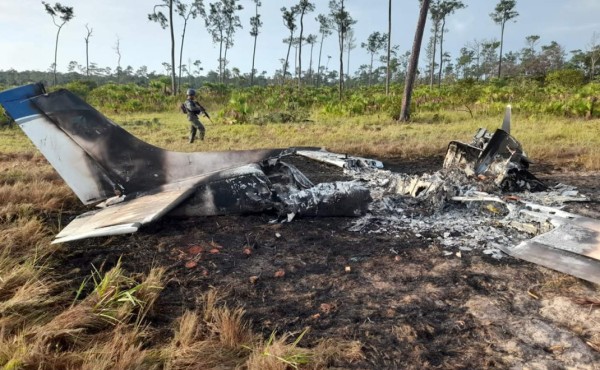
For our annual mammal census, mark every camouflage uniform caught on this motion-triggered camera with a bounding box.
[184,98,206,143]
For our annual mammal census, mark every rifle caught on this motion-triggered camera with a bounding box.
[196,102,213,124]
[202,110,214,124]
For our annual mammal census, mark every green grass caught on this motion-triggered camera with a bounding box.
[2,110,600,170]
[0,128,36,154]
[109,110,600,170]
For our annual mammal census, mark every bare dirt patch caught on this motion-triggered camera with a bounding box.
[53,157,600,369]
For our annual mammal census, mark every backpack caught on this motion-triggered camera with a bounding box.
[180,103,188,114]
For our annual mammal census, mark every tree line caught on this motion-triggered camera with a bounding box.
[31,1,598,86]
[1,0,598,121]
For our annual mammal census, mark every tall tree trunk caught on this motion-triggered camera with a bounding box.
[309,42,314,84]
[317,33,325,87]
[429,24,438,89]
[294,44,298,80]
[85,38,89,78]
[218,30,224,83]
[338,0,345,101]
[250,2,259,86]
[338,34,344,99]
[437,18,445,87]
[346,42,350,87]
[178,18,189,93]
[399,0,430,122]
[283,33,293,84]
[251,40,258,86]
[298,12,305,89]
[498,21,505,78]
[386,0,392,95]
[115,38,121,83]
[53,26,62,85]
[224,39,229,83]
[169,0,176,95]
[251,33,258,85]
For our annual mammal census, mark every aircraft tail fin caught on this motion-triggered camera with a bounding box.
[0,84,289,205]
[0,84,118,204]
[502,105,511,134]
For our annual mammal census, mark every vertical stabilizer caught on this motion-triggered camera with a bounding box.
[502,105,511,134]
[0,84,118,204]
[0,84,289,205]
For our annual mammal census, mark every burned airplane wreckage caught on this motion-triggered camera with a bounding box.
[1,84,599,285]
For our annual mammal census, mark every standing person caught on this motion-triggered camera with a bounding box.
[183,88,209,143]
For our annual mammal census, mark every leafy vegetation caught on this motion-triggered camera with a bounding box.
[11,76,588,122]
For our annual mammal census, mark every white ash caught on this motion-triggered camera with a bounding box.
[345,166,586,260]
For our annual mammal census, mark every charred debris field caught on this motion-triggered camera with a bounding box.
[51,154,600,369]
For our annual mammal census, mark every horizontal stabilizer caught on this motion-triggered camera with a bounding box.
[53,179,201,244]
[502,105,511,134]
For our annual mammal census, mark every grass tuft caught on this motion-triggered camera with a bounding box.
[246,330,313,370]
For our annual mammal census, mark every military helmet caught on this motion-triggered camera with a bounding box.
[186,88,196,96]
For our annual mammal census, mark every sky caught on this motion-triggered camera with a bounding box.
[0,0,599,77]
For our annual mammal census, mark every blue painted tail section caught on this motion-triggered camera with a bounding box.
[0,83,46,121]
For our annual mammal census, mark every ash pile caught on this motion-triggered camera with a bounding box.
[295,110,599,284]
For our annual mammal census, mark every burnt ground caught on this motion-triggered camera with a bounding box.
[54,157,600,369]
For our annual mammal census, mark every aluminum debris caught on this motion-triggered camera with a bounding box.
[336,118,600,284]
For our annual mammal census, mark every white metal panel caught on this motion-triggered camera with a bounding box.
[297,149,384,169]
[17,114,110,204]
[52,223,140,244]
[52,179,199,243]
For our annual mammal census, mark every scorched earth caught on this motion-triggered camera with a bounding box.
[55,155,600,369]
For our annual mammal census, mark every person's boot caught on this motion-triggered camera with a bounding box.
[189,134,195,143]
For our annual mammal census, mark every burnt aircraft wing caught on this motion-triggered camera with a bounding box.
[0,84,292,242]
[53,178,202,244]
[498,202,600,284]
[453,196,600,285]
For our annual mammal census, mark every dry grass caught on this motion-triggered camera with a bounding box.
[246,333,364,370]
[0,329,30,369]
[165,290,364,370]
[103,111,600,170]
[536,275,588,296]
[3,110,597,368]
[573,297,600,308]
[245,331,314,370]
[166,291,280,369]
[77,325,160,370]
[3,110,600,169]
[0,181,77,215]
[0,218,50,257]
[166,308,250,369]
[0,273,64,333]
[0,264,166,369]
